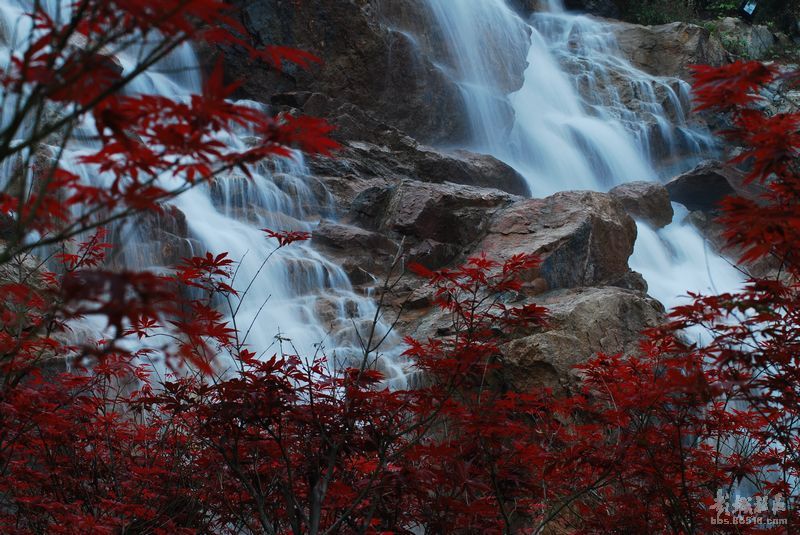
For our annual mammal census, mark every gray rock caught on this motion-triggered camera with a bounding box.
[665,160,767,212]
[219,0,468,144]
[313,221,397,253]
[715,17,776,59]
[380,180,514,245]
[610,181,674,228]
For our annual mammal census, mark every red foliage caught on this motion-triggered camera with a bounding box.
[2,1,800,531]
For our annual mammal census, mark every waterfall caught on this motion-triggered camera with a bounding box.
[0,0,746,383]
[0,0,407,386]
[416,0,743,310]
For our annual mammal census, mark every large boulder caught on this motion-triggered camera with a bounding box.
[613,21,728,79]
[476,191,639,290]
[312,221,400,284]
[351,180,514,246]
[310,140,531,198]
[501,287,664,390]
[609,181,673,228]
[313,220,397,253]
[714,17,776,59]
[665,160,768,212]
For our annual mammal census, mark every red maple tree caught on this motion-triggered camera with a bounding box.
[1,0,799,532]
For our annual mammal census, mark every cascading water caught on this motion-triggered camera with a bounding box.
[415,0,744,311]
[0,0,406,386]
[0,0,744,382]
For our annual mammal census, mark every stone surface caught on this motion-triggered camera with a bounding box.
[476,191,638,289]
[310,139,530,198]
[614,21,727,79]
[313,221,397,253]
[373,180,514,246]
[312,221,400,284]
[665,160,768,212]
[715,17,776,59]
[221,0,469,145]
[609,181,674,228]
[500,286,664,390]
[114,206,197,268]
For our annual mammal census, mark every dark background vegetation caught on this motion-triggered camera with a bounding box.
[614,0,800,30]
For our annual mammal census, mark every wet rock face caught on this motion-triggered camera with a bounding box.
[223,0,467,145]
[224,0,469,145]
[113,206,197,269]
[310,138,531,198]
[351,180,515,246]
[225,0,533,146]
[613,21,727,79]
[610,181,673,228]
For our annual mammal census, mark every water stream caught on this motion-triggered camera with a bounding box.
[0,0,406,386]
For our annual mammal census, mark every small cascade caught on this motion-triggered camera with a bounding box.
[413,0,743,309]
[0,0,407,387]
[421,0,531,152]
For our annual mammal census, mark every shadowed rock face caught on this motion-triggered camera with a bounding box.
[223,0,466,145]
[665,160,770,213]
[221,0,533,146]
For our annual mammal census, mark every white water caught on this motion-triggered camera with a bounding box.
[0,0,406,386]
[0,0,746,384]
[417,0,743,309]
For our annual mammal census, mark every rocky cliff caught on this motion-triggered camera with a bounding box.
[207,0,786,389]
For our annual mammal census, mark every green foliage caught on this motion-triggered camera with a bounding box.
[721,34,751,58]
[707,1,738,16]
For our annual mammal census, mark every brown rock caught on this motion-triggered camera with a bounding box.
[381,180,514,245]
[614,21,727,80]
[407,239,461,270]
[313,221,397,253]
[226,0,472,144]
[311,221,400,285]
[310,137,530,198]
[609,180,674,228]
[477,191,638,289]
[501,287,664,390]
